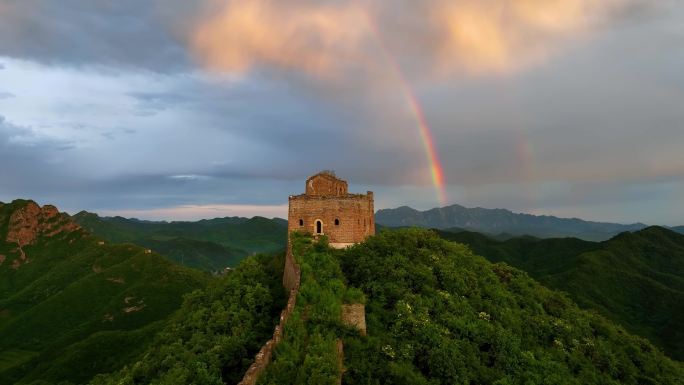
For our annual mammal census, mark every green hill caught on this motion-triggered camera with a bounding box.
[437,227,684,361]
[259,229,683,384]
[0,200,209,384]
[72,211,288,271]
[91,252,287,385]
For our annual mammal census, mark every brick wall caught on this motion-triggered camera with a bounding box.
[288,193,374,244]
[305,172,348,196]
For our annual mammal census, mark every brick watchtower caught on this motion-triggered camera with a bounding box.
[288,171,375,248]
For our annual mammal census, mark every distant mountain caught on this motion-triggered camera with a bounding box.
[438,226,684,361]
[0,200,208,384]
[376,204,647,241]
[72,211,288,271]
[672,226,684,235]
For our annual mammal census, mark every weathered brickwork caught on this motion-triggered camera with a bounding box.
[289,171,374,247]
[341,303,367,336]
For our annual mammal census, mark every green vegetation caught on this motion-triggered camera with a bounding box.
[0,200,209,384]
[92,252,286,385]
[73,212,287,271]
[438,227,684,361]
[259,233,363,385]
[337,229,683,384]
[5,197,684,384]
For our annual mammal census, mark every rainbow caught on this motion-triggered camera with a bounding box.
[363,13,448,205]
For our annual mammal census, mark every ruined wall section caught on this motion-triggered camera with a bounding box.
[341,304,367,336]
[305,173,348,196]
[282,243,300,292]
[238,239,301,385]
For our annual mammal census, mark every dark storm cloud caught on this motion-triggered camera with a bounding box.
[0,116,76,194]
[0,0,205,71]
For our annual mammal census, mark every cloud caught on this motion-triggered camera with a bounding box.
[190,0,631,78]
[0,115,75,150]
[192,0,368,76]
[127,91,191,116]
[0,91,14,99]
[0,0,198,71]
[0,0,652,78]
[0,115,79,196]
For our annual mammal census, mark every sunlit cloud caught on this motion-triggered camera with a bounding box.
[191,0,627,77]
[433,0,622,74]
[192,0,368,75]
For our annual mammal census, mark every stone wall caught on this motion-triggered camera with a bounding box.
[238,240,301,385]
[341,303,367,336]
[282,242,300,292]
[288,194,374,245]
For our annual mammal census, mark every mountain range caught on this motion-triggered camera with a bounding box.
[437,226,684,361]
[72,211,288,272]
[376,204,653,241]
[3,198,684,384]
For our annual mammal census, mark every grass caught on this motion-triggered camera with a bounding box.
[0,350,38,372]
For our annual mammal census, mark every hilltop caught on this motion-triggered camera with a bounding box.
[0,200,209,384]
[438,226,684,361]
[72,211,288,272]
[258,229,683,384]
[376,204,647,241]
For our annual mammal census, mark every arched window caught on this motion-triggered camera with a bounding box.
[299,219,304,226]
[335,218,340,226]
[316,220,323,234]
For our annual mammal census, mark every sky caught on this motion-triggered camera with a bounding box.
[0,0,683,225]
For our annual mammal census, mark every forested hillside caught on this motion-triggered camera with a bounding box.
[91,252,286,385]
[438,227,684,361]
[0,200,209,384]
[338,229,683,384]
[258,229,684,384]
[73,211,287,271]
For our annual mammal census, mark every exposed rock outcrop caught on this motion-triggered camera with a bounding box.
[1,201,81,269]
[6,201,80,247]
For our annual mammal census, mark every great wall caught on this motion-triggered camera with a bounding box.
[237,238,301,385]
[238,171,372,385]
